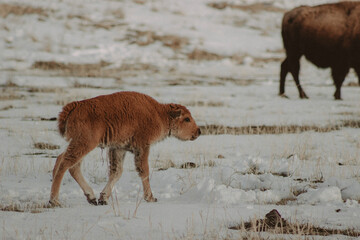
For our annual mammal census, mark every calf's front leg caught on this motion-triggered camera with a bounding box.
[134,146,157,202]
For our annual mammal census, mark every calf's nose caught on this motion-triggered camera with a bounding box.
[197,128,201,136]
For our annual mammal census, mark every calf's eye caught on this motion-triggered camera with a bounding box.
[184,117,190,122]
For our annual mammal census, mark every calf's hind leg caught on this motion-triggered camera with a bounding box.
[98,147,126,205]
[49,140,97,206]
[69,162,97,205]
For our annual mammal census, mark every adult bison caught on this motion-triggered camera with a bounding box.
[279,1,360,100]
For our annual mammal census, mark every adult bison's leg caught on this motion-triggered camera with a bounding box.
[98,147,126,205]
[134,146,157,202]
[69,162,97,205]
[332,66,349,100]
[289,57,308,99]
[279,58,289,97]
[49,139,97,207]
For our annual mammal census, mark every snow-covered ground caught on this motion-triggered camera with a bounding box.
[0,0,359,239]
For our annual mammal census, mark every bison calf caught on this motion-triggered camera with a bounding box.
[280,1,360,100]
[49,91,201,206]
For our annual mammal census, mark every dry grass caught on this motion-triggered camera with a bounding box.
[0,105,13,111]
[33,142,60,150]
[208,2,285,13]
[0,3,48,18]
[31,60,158,79]
[200,121,360,135]
[347,82,359,87]
[127,30,189,50]
[0,202,50,214]
[188,49,224,61]
[32,60,112,77]
[230,209,360,237]
[184,100,225,107]
[28,87,64,93]
[0,89,24,101]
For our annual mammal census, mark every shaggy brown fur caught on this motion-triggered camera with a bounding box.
[279,1,360,100]
[50,91,201,206]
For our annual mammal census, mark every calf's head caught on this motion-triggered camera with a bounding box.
[169,104,201,141]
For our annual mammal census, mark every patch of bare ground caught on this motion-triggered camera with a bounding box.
[32,60,111,77]
[230,209,360,237]
[0,105,13,111]
[0,89,25,101]
[67,9,125,30]
[188,51,281,65]
[0,3,48,18]
[0,203,51,213]
[217,76,255,86]
[28,87,65,93]
[31,60,158,79]
[200,121,360,135]
[208,2,285,13]
[188,48,224,61]
[347,82,359,87]
[126,30,189,50]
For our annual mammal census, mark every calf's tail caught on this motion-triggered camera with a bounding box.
[58,101,79,138]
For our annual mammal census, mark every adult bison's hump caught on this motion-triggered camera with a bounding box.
[282,2,360,68]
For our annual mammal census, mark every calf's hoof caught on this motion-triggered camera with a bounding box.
[48,199,62,208]
[98,199,108,205]
[87,198,98,205]
[85,194,98,205]
[144,196,157,202]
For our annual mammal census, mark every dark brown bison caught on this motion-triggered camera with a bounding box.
[279,1,360,100]
[49,91,201,206]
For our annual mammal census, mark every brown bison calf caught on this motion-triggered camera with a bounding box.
[280,1,360,100]
[49,91,201,206]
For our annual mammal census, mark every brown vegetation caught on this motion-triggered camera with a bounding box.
[208,2,284,13]
[31,60,158,79]
[34,142,60,150]
[200,120,360,135]
[0,3,48,18]
[230,209,360,237]
[127,30,189,50]
[188,49,224,61]
[32,60,111,77]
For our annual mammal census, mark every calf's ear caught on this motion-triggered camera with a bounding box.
[169,104,182,119]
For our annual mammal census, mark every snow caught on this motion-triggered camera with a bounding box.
[1,0,360,239]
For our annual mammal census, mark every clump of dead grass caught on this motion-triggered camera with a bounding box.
[184,100,225,107]
[28,87,64,93]
[188,48,225,61]
[0,202,51,214]
[208,2,285,13]
[0,3,48,18]
[127,30,189,50]
[32,60,111,77]
[31,60,158,79]
[34,142,60,150]
[0,89,24,101]
[230,209,360,237]
[199,122,360,135]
